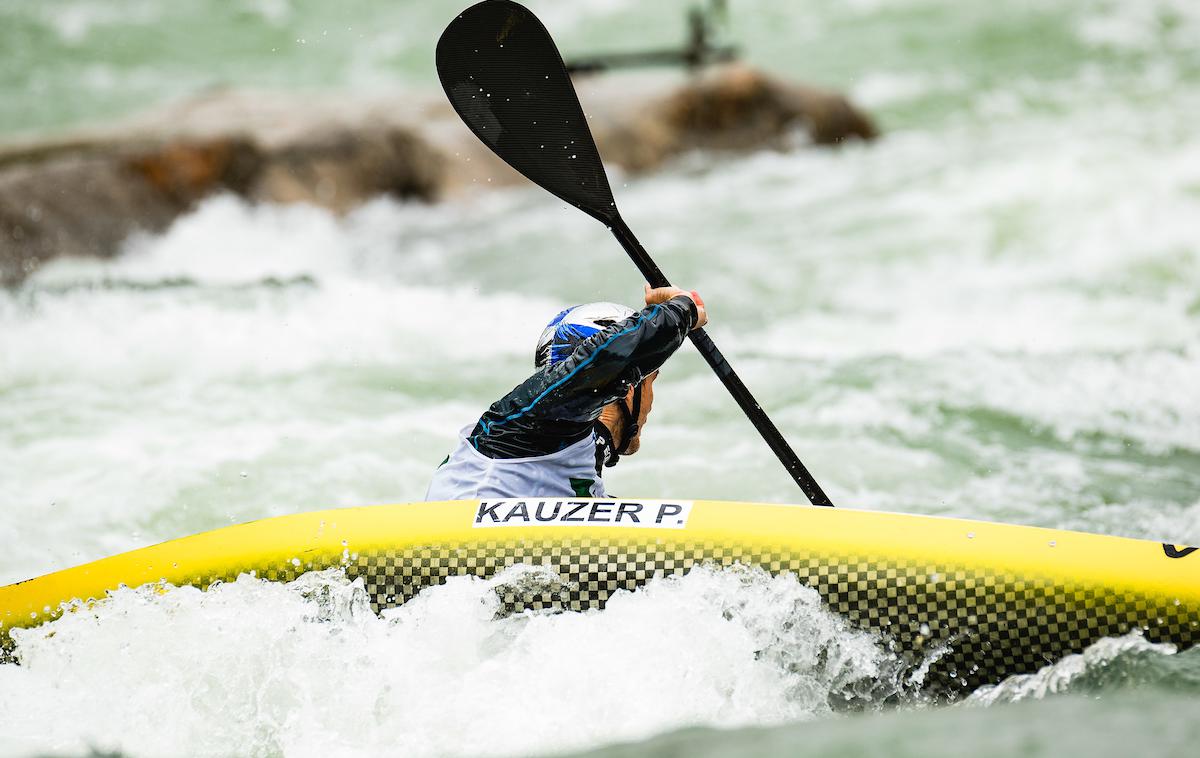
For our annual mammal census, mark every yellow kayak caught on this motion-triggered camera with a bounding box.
[2,499,1197,695]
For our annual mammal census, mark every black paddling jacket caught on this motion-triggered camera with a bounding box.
[425,294,697,501]
[470,294,698,461]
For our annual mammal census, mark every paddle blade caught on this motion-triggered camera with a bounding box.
[437,0,618,223]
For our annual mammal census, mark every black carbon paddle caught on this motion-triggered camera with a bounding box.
[437,0,833,506]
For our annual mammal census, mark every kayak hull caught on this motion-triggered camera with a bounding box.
[2,499,1197,695]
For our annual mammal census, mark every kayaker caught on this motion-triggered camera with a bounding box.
[425,285,707,499]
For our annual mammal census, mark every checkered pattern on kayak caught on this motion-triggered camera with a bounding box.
[335,537,1196,696]
[43,537,1185,696]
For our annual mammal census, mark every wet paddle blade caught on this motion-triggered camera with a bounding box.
[436,0,618,223]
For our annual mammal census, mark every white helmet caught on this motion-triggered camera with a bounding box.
[534,302,636,369]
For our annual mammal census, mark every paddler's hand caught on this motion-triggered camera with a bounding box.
[644,284,708,331]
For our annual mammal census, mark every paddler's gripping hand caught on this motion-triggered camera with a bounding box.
[644,284,708,331]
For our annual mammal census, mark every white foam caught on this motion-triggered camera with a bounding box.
[851,71,966,109]
[7,196,559,386]
[1076,0,1200,52]
[0,195,576,580]
[0,565,896,757]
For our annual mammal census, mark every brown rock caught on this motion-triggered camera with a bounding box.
[248,127,443,213]
[0,137,266,286]
[593,65,877,173]
[668,65,878,146]
[0,127,442,286]
[0,154,179,286]
[129,139,261,202]
[0,66,876,286]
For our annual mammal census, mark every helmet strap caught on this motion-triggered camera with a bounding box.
[593,421,619,470]
[616,381,642,455]
[593,380,643,470]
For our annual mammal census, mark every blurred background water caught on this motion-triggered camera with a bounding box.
[1,0,1199,756]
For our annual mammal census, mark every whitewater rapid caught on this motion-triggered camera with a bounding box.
[1,566,898,757]
[3,0,1200,755]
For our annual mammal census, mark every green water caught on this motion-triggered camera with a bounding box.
[1,0,1199,756]
[571,631,1200,757]
[578,690,1200,758]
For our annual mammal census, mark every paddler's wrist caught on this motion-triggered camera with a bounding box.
[643,284,708,331]
[670,294,700,330]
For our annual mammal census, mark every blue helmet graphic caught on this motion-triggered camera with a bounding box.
[535,302,637,369]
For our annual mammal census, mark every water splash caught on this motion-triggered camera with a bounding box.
[963,630,1186,706]
[0,565,904,757]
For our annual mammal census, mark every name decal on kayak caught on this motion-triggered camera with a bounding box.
[473,500,692,529]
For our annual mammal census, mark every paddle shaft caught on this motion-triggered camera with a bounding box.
[609,215,834,507]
